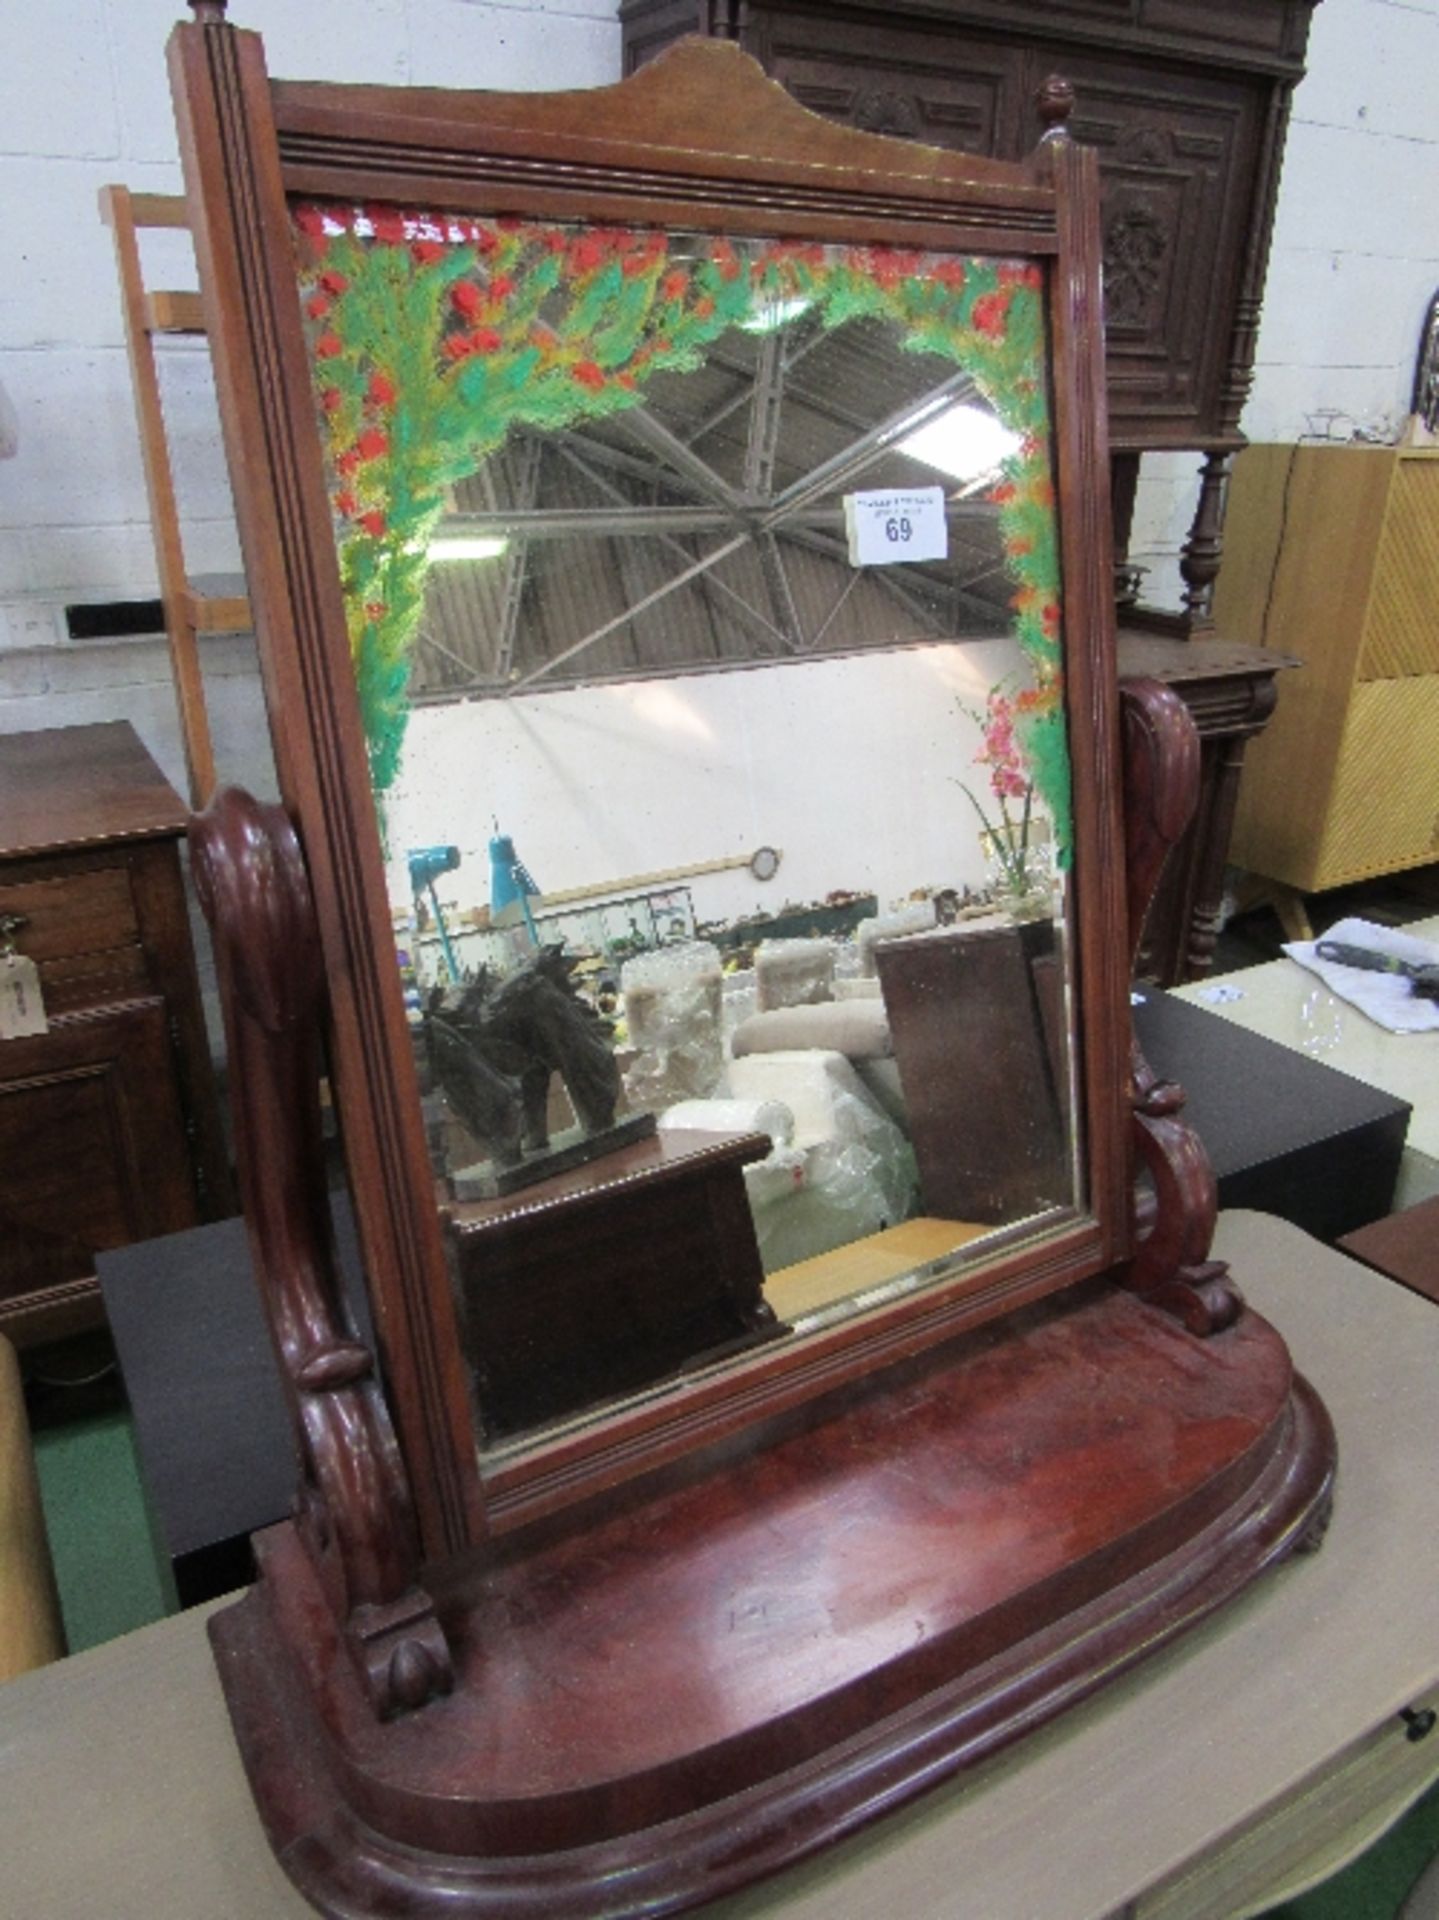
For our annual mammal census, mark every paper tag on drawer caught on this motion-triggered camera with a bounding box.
[0,954,47,1038]
[844,487,947,566]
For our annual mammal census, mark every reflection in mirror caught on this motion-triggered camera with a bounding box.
[292,207,1081,1444]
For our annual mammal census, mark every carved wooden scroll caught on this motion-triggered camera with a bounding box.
[1120,678,1243,1336]
[189,789,452,1716]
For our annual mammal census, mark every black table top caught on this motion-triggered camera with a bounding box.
[1132,987,1411,1173]
[96,1197,366,1579]
[1132,986,1410,1242]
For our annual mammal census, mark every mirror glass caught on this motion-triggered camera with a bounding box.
[291,203,1083,1445]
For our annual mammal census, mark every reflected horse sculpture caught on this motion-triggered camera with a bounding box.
[424,946,621,1168]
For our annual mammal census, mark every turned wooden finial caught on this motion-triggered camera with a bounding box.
[1035,74,1076,143]
[189,0,229,21]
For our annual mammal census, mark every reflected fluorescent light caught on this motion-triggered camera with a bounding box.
[899,403,1022,485]
[916,644,979,694]
[428,534,510,562]
[741,294,813,334]
[606,682,716,743]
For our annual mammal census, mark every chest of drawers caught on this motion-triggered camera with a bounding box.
[0,723,233,1346]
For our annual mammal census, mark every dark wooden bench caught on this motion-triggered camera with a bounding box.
[1338,1195,1439,1307]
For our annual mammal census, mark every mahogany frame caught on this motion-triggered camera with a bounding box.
[172,11,1132,1561]
[166,18,1341,1914]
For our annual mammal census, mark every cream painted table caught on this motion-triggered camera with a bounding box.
[1174,916,1439,1209]
[3,1213,1438,1920]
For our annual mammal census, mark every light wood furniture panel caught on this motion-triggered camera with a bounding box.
[1217,443,1439,893]
[766,1217,990,1321]
[1361,457,1439,679]
[0,1214,1432,1920]
[0,723,234,1346]
[0,1331,64,1679]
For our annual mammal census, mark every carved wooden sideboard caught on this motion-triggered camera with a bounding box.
[622,0,1321,977]
[623,0,1316,465]
[0,722,233,1346]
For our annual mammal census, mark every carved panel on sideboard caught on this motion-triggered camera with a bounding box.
[621,0,1318,456]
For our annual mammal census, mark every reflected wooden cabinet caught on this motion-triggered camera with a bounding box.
[875,919,1069,1226]
[449,1130,780,1442]
[0,723,233,1345]
[1220,443,1439,893]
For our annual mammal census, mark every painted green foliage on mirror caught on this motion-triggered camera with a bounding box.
[292,205,1069,860]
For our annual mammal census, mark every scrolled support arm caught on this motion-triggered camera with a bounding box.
[190,787,452,1716]
[1119,681,1243,1336]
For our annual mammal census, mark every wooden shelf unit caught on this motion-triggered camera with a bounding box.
[1216,442,1439,894]
[99,185,253,808]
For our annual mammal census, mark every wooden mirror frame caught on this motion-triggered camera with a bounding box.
[169,11,1333,1914]
[173,9,1131,1550]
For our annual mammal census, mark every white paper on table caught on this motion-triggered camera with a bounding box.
[1284,916,1439,1035]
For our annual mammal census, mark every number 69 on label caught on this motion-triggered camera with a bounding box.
[844,486,948,567]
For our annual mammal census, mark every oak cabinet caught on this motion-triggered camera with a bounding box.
[1218,444,1439,894]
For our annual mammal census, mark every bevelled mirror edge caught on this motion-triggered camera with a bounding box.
[1040,128,1132,1264]
[171,18,1130,1559]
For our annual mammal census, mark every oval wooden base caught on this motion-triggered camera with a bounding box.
[210,1284,1334,1919]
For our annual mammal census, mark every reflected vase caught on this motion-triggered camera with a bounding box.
[981,828,1055,924]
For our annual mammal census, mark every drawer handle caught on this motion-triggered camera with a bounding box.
[0,912,28,953]
[1401,1707,1437,1742]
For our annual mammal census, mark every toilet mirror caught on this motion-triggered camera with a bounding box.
[174,26,1128,1529]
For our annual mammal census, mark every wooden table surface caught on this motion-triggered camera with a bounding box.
[1339,1194,1439,1306]
[4,1212,1439,1920]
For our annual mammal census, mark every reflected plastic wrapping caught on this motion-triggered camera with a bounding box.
[621,942,725,1109]
[754,938,837,1010]
[742,1146,808,1212]
[857,902,936,975]
[720,970,757,1049]
[655,1092,808,1256]
[657,1097,795,1147]
[728,1051,918,1275]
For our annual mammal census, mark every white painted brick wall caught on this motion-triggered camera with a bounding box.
[0,0,622,780]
